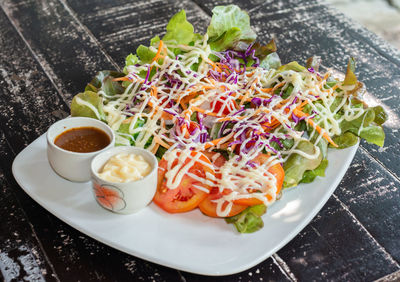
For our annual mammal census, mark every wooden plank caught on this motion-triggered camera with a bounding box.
[181,257,293,281]
[65,0,210,66]
[0,7,183,281]
[334,149,400,262]
[0,132,58,282]
[192,0,400,180]
[270,146,400,280]
[1,0,398,280]
[269,146,400,280]
[0,0,119,102]
[0,10,70,152]
[375,270,400,282]
[276,191,399,280]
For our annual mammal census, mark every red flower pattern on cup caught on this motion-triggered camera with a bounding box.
[93,182,126,212]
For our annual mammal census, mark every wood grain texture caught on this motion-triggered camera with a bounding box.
[65,0,210,66]
[181,256,293,282]
[0,6,183,282]
[335,150,400,262]
[0,0,399,280]
[275,151,400,281]
[0,133,58,282]
[1,0,118,102]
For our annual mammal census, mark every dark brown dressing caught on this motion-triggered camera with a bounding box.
[54,127,110,153]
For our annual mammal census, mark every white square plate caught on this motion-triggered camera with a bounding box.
[12,133,358,275]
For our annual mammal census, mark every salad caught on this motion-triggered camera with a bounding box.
[70,5,387,233]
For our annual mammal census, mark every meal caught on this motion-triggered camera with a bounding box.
[69,5,387,233]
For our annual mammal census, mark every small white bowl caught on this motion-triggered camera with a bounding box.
[90,146,158,214]
[47,117,115,182]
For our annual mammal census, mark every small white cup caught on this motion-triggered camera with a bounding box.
[47,117,115,182]
[90,146,158,214]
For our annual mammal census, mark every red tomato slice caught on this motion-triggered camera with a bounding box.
[210,95,238,115]
[199,187,247,218]
[199,152,247,217]
[203,151,284,207]
[233,153,284,206]
[178,121,200,139]
[153,151,214,213]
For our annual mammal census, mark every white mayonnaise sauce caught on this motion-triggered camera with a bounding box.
[98,153,151,183]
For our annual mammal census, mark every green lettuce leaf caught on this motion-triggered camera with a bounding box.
[225,204,267,233]
[70,91,105,120]
[372,105,388,125]
[150,35,161,46]
[306,55,321,71]
[277,61,306,73]
[103,76,125,97]
[163,10,199,45]
[259,52,281,70]
[117,119,146,145]
[358,125,385,147]
[209,27,242,52]
[207,5,256,51]
[343,57,357,86]
[340,108,375,133]
[253,39,277,60]
[133,10,201,64]
[332,131,359,149]
[123,53,139,73]
[337,107,385,147]
[300,159,328,183]
[136,44,157,64]
[117,119,154,148]
[85,70,125,93]
[283,140,323,188]
[155,146,168,161]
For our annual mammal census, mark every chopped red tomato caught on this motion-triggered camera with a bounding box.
[158,96,174,120]
[178,121,200,138]
[210,95,237,115]
[153,151,214,213]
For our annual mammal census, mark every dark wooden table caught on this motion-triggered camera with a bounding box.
[1,0,399,281]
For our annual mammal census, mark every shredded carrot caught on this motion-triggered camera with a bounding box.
[246,71,256,77]
[292,108,338,147]
[240,78,259,106]
[151,86,158,97]
[239,90,251,106]
[260,87,273,93]
[298,100,309,110]
[153,135,171,149]
[205,58,222,72]
[152,40,164,63]
[113,77,131,82]
[204,136,229,149]
[180,100,188,110]
[272,81,286,92]
[148,40,165,74]
[151,143,160,154]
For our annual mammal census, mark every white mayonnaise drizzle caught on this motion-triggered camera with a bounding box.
[96,36,365,216]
